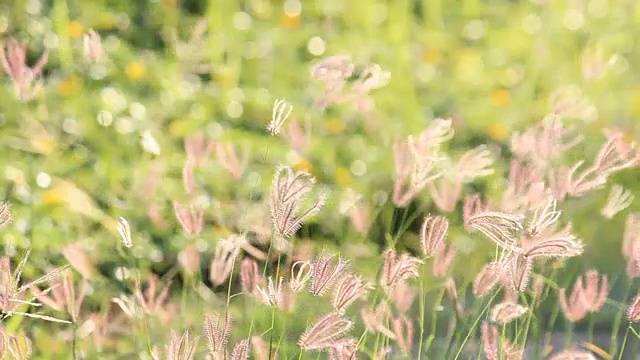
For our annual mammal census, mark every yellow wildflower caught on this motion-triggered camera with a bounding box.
[68,21,84,39]
[487,122,508,142]
[422,48,441,64]
[325,119,346,134]
[335,167,352,188]
[296,159,313,173]
[57,76,79,97]
[126,62,146,80]
[490,89,510,107]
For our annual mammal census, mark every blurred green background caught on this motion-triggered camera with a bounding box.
[1,0,638,264]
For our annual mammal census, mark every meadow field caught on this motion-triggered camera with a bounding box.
[1,0,640,359]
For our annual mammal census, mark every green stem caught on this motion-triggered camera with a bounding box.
[417,270,426,359]
[268,305,277,359]
[499,323,506,360]
[565,321,574,348]
[618,325,630,360]
[587,314,595,344]
[611,278,632,356]
[517,295,534,349]
[424,287,446,354]
[543,298,561,352]
[268,253,283,359]
[72,321,77,360]
[125,248,152,354]
[454,288,501,360]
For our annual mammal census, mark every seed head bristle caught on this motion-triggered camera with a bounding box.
[311,252,349,296]
[298,312,353,351]
[230,339,250,360]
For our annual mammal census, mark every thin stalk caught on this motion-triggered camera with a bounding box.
[268,253,283,359]
[618,325,630,360]
[372,330,382,359]
[124,247,152,354]
[395,203,428,242]
[268,305,277,359]
[499,323,506,360]
[72,321,77,360]
[518,303,535,351]
[423,287,446,354]
[587,314,595,344]
[564,321,574,348]
[542,298,561,352]
[417,268,427,360]
[611,277,632,356]
[276,312,289,358]
[454,288,501,360]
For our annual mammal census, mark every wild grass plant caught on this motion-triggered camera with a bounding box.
[1,0,640,359]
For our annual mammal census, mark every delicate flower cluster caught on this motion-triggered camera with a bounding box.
[548,85,597,122]
[83,29,103,63]
[420,215,449,257]
[468,202,583,293]
[428,145,495,212]
[0,38,48,102]
[203,312,231,355]
[381,248,422,289]
[559,270,608,322]
[268,99,293,135]
[581,45,616,81]
[490,301,528,324]
[392,118,453,207]
[481,322,523,360]
[601,184,634,219]
[0,248,69,324]
[270,166,328,242]
[310,55,390,112]
[623,213,640,277]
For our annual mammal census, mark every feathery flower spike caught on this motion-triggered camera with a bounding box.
[0,203,11,228]
[209,236,241,286]
[255,276,284,307]
[203,312,232,356]
[117,217,133,248]
[601,184,634,219]
[290,260,312,292]
[270,166,328,240]
[473,263,501,297]
[268,99,293,135]
[240,258,262,295]
[173,202,204,236]
[467,211,524,251]
[310,252,349,296]
[83,29,103,63]
[165,331,199,360]
[298,312,353,351]
[0,38,48,102]
[381,248,422,288]
[559,277,588,322]
[389,281,417,314]
[230,339,250,360]
[627,294,640,322]
[420,215,449,257]
[490,301,528,324]
[332,273,372,313]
